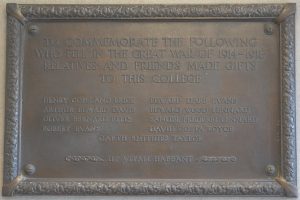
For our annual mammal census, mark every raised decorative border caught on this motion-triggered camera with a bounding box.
[3,3,296,197]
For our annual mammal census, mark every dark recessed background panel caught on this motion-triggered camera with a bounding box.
[21,20,280,179]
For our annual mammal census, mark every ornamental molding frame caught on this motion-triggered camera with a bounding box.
[3,3,296,197]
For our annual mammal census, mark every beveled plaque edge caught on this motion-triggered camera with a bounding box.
[2,3,296,197]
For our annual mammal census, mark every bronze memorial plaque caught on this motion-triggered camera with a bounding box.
[3,3,296,197]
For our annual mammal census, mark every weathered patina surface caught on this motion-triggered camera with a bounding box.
[3,3,296,197]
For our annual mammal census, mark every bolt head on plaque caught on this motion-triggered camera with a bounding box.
[265,164,276,177]
[28,24,39,35]
[23,164,36,175]
[264,24,273,35]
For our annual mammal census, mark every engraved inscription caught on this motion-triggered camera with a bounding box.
[21,21,280,179]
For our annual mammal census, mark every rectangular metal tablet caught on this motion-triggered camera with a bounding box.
[3,3,296,197]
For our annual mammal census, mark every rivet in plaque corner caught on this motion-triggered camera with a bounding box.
[28,25,39,35]
[265,164,276,177]
[23,163,36,175]
[264,24,273,35]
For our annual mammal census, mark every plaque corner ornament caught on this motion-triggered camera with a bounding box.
[6,3,27,25]
[276,3,296,23]
[3,3,297,197]
[2,175,24,196]
[275,176,298,197]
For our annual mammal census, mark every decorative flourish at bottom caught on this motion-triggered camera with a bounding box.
[12,180,283,196]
